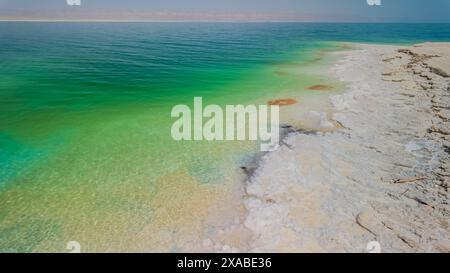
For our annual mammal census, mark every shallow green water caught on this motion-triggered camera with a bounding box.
[0,23,449,252]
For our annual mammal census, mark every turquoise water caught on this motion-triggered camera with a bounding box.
[0,23,449,252]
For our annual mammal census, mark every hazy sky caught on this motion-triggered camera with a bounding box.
[0,0,449,22]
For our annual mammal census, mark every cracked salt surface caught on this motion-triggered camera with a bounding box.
[241,43,450,253]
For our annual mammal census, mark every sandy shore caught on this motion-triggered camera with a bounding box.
[242,43,450,252]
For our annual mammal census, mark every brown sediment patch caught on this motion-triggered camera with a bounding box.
[307,84,333,91]
[274,70,290,76]
[267,99,297,106]
[305,57,322,65]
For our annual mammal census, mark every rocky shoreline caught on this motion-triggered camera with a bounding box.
[242,43,450,252]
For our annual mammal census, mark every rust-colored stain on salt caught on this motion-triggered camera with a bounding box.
[307,85,333,91]
[267,99,297,106]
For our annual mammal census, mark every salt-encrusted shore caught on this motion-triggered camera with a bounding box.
[243,43,450,252]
